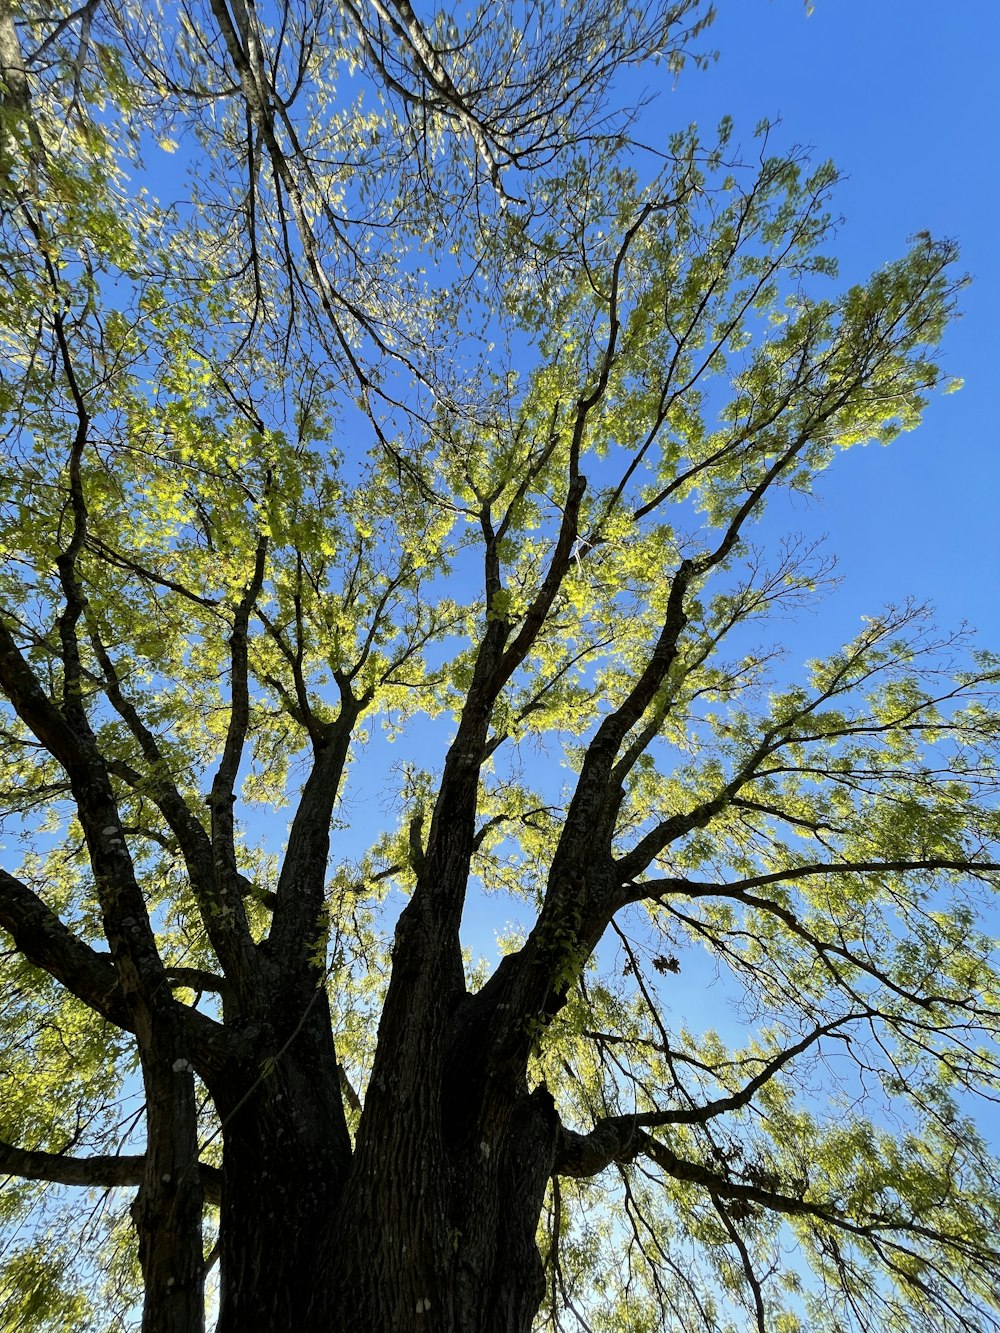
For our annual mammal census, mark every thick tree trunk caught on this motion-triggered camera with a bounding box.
[313,1085,558,1333]
[203,740,564,1332]
[211,987,353,1332]
[215,1099,343,1331]
[206,1060,556,1333]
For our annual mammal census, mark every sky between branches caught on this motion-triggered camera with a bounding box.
[649,0,998,651]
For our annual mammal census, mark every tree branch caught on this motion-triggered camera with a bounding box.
[266,686,361,988]
[0,866,236,1074]
[555,1014,858,1183]
[0,865,129,1028]
[0,1137,222,1206]
[628,859,1000,905]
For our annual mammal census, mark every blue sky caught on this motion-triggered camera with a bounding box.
[652,0,998,650]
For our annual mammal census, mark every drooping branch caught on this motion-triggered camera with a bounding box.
[555,1111,1000,1298]
[628,859,1000,904]
[635,1131,1000,1281]
[631,865,1000,1014]
[204,0,412,395]
[710,1195,767,1333]
[554,1013,858,1178]
[615,633,983,886]
[363,0,512,199]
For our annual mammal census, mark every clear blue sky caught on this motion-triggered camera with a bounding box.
[652,0,999,651]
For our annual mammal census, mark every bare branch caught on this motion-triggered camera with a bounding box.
[0,1136,222,1206]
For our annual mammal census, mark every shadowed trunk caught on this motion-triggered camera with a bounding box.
[211,989,353,1332]
[315,1082,558,1333]
[207,1013,557,1333]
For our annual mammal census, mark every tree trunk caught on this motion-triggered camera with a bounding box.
[207,1052,556,1333]
[314,1085,558,1333]
[215,1099,342,1331]
[211,988,352,1332]
[205,827,561,1332]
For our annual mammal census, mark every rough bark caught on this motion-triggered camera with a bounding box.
[314,1063,558,1333]
[171,964,560,1333]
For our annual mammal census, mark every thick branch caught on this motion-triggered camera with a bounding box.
[268,712,358,959]
[205,533,269,981]
[0,1138,222,1206]
[554,1117,818,1225]
[554,1014,856,1180]
[0,866,236,1074]
[0,865,130,1028]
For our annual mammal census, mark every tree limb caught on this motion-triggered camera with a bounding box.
[0,866,236,1075]
[0,1137,222,1206]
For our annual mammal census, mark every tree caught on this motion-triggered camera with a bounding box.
[1,0,998,1329]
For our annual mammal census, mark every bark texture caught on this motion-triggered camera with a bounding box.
[199,994,559,1333]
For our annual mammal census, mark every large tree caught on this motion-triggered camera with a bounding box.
[1,2,998,1330]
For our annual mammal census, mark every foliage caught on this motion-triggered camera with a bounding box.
[0,1,998,1330]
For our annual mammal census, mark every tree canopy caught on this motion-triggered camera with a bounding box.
[1,2,998,1330]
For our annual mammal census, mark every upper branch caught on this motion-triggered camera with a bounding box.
[628,859,1000,905]
[86,621,253,985]
[627,864,1000,1012]
[266,678,362,987]
[203,531,269,986]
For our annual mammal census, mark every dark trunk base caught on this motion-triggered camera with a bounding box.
[305,1087,557,1333]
